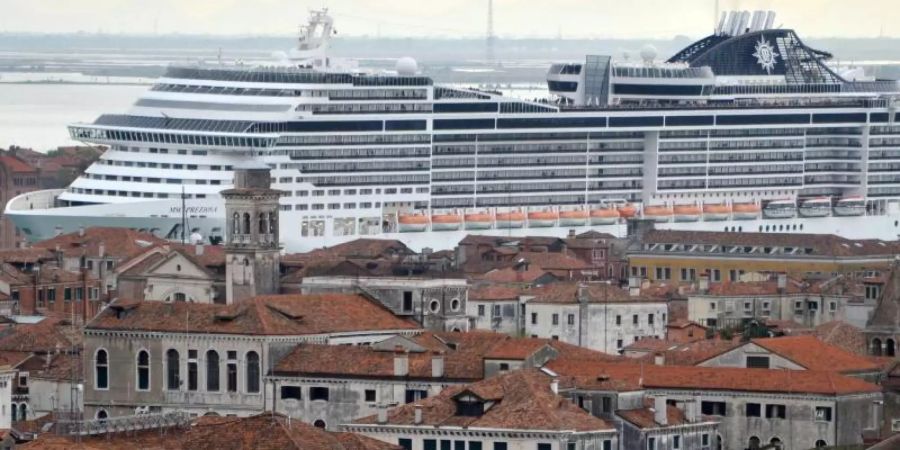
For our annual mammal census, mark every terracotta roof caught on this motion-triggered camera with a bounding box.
[514,251,592,271]
[667,319,707,330]
[319,238,414,259]
[478,266,556,284]
[34,228,167,260]
[527,282,664,304]
[616,399,707,429]
[647,339,742,366]
[814,321,868,356]
[751,335,879,373]
[468,285,523,301]
[87,294,419,336]
[274,344,456,380]
[354,369,614,432]
[0,318,81,353]
[484,338,549,360]
[623,337,680,353]
[0,248,54,265]
[549,359,881,396]
[639,230,900,258]
[0,155,37,173]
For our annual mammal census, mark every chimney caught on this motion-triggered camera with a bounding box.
[777,272,787,293]
[550,377,559,394]
[195,244,205,256]
[568,229,576,238]
[653,395,667,426]
[653,352,665,366]
[628,276,641,297]
[78,226,85,237]
[393,346,409,377]
[684,398,701,423]
[431,351,444,378]
[577,283,590,304]
[376,403,388,424]
[699,273,709,294]
[414,404,423,425]
[98,242,106,259]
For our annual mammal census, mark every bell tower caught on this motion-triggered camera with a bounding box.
[222,161,284,304]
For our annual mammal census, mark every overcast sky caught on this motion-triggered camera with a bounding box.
[1,0,898,38]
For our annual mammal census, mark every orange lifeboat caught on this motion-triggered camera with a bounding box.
[643,205,674,223]
[431,213,462,231]
[703,203,732,221]
[528,210,559,228]
[398,213,429,232]
[617,204,638,218]
[732,202,761,220]
[495,211,526,229]
[673,205,702,222]
[464,212,494,230]
[590,208,620,225]
[559,209,589,226]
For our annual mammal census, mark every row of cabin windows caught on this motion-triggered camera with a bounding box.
[530,312,665,326]
[405,440,614,450]
[94,349,260,394]
[701,400,832,421]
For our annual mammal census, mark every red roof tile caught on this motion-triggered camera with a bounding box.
[751,335,879,373]
[34,228,167,260]
[87,294,418,336]
[528,282,663,304]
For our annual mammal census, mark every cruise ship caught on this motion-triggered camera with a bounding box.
[7,9,900,252]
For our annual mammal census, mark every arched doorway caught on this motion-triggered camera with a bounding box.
[873,338,883,356]
[887,339,896,357]
[814,440,827,448]
[749,436,761,449]
[769,437,782,449]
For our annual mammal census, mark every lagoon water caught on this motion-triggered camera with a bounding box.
[0,83,147,151]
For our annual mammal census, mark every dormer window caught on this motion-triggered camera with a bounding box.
[455,393,484,417]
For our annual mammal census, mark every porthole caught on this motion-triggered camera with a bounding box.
[450,298,461,312]
[429,300,440,313]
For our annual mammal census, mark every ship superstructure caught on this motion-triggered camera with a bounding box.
[6,9,900,251]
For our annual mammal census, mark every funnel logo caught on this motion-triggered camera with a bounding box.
[752,36,779,74]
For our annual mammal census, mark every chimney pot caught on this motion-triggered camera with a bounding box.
[414,404,423,425]
[195,244,205,256]
[653,352,665,366]
[550,377,559,394]
[376,403,387,424]
[394,349,409,377]
[699,273,709,294]
[654,395,668,426]
[431,351,444,378]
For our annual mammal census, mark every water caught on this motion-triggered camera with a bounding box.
[0,83,146,151]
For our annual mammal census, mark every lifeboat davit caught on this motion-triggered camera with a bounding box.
[798,197,832,218]
[703,203,732,221]
[398,214,429,232]
[834,196,866,217]
[559,209,589,227]
[528,210,559,228]
[590,208,620,225]
[732,202,761,220]
[495,211,526,229]
[431,214,462,231]
[673,205,702,222]
[464,212,494,230]
[617,204,638,218]
[643,205,674,223]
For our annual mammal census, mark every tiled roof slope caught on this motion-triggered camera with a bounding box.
[638,230,900,258]
[548,359,881,396]
[87,294,418,336]
[354,369,613,432]
[617,399,710,429]
[0,318,81,353]
[528,282,664,304]
[33,227,166,259]
[751,335,879,373]
[868,263,900,332]
[814,321,868,355]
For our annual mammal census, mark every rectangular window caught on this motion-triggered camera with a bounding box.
[617,339,623,349]
[701,401,726,416]
[746,403,761,417]
[492,304,501,317]
[403,291,413,312]
[365,389,376,402]
[602,396,612,412]
[227,361,237,392]
[424,440,437,450]
[648,314,654,325]
[603,441,612,450]
[552,314,559,325]
[567,314,575,325]
[766,404,786,419]
[469,442,483,450]
[702,434,709,447]
[64,287,72,302]
[616,315,621,325]
[815,406,832,422]
[478,305,485,317]
[648,437,656,450]
[280,386,302,400]
[442,441,452,450]
[673,435,681,449]
[746,356,770,369]
[455,442,466,450]
[531,313,538,325]
[399,439,413,450]
[187,353,198,391]
[310,386,330,401]
[537,444,551,450]
[493,444,507,450]
[632,314,638,325]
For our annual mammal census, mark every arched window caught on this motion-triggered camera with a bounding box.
[166,349,180,390]
[173,292,187,302]
[748,436,760,450]
[231,213,240,235]
[769,437,782,449]
[258,213,267,234]
[887,339,896,357]
[136,350,150,391]
[873,338,884,356]
[19,404,26,421]
[10,403,16,422]
[246,351,260,393]
[814,440,827,448]
[268,212,276,234]
[95,349,109,390]
[313,419,326,429]
[206,350,220,392]
[242,213,251,235]
[96,409,108,421]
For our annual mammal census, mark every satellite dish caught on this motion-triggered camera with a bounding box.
[395,57,418,76]
[640,45,658,64]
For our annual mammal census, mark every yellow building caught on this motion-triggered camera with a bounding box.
[627,229,900,283]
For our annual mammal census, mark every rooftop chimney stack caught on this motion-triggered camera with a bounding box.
[654,352,665,366]
[431,351,445,378]
[654,395,668,426]
[550,377,559,394]
[777,272,787,293]
[195,243,205,256]
[628,276,641,297]
[377,403,388,424]
[414,404,423,425]
[699,273,709,294]
[394,346,409,377]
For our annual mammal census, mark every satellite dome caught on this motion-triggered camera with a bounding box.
[640,45,658,64]
[396,57,418,75]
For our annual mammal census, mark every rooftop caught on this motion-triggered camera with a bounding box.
[87,294,418,336]
[33,227,167,260]
[750,335,880,373]
[527,282,664,304]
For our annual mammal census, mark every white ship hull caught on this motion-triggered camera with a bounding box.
[10,190,900,252]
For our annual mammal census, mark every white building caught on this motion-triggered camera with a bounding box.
[523,282,668,353]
